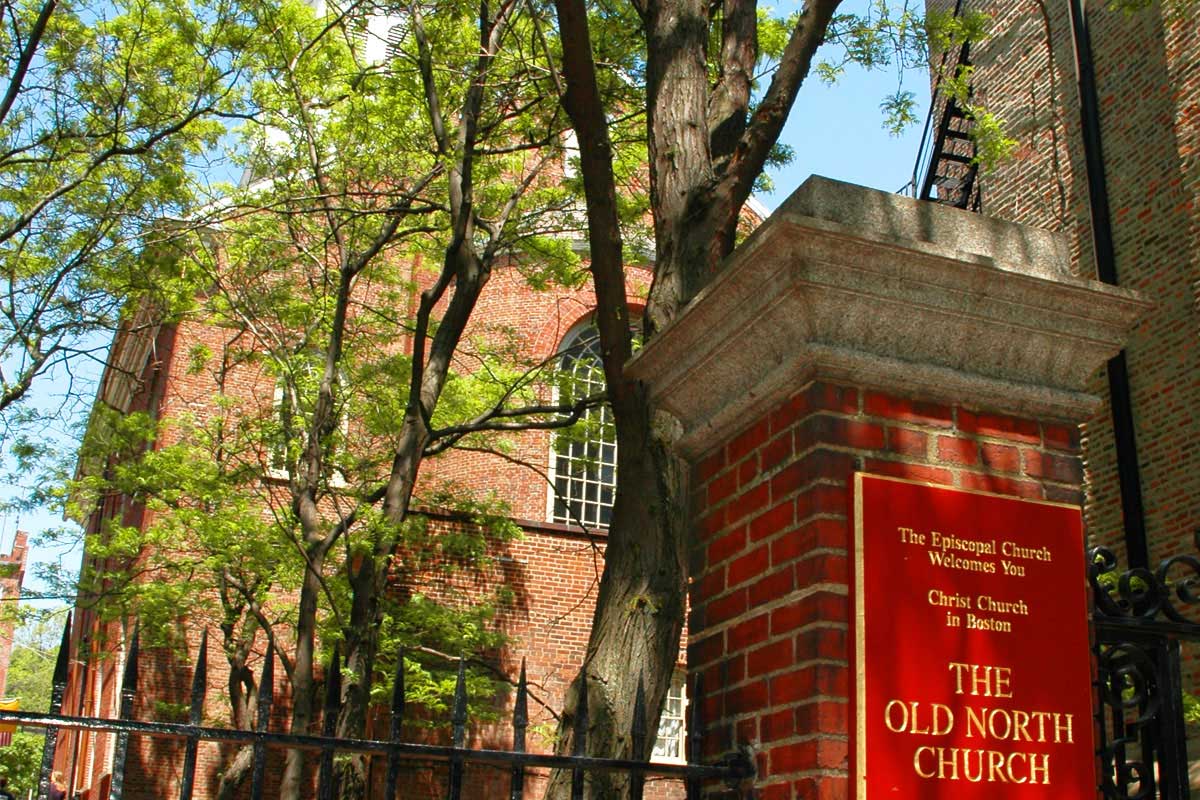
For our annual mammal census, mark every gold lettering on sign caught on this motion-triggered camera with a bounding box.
[884,700,954,736]
[911,747,1052,785]
[885,662,1071,786]
[948,662,1013,698]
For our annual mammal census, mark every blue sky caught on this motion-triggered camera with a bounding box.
[3,4,934,608]
[763,44,931,208]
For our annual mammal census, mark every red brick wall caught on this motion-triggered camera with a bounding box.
[687,381,1082,799]
[139,263,653,522]
[951,0,1200,568]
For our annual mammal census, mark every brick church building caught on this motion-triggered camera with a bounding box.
[0,532,29,704]
[57,254,704,798]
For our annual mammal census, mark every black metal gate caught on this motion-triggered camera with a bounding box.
[1091,540,1200,800]
[0,619,752,800]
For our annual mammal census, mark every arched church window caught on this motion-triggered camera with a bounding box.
[548,322,616,528]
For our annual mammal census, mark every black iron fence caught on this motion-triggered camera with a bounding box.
[0,619,752,800]
[1091,538,1200,800]
[12,538,1200,800]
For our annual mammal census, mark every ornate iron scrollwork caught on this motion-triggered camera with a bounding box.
[1096,641,1163,799]
[1091,537,1200,800]
[1090,542,1200,625]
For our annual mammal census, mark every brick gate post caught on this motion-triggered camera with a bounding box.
[626,176,1149,800]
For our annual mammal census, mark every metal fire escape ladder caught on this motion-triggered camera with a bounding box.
[919,43,981,211]
[909,0,982,212]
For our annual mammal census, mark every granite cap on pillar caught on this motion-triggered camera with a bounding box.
[626,175,1151,457]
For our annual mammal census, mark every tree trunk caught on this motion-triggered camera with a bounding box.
[545,387,688,800]
[216,746,254,800]
[545,0,843,789]
[546,1,693,796]
[215,661,257,800]
[333,256,476,797]
[644,0,720,326]
[332,554,384,800]
[281,543,325,800]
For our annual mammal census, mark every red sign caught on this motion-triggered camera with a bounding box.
[853,473,1094,798]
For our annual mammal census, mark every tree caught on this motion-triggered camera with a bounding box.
[205,3,598,795]
[0,0,251,434]
[59,0,617,797]
[0,610,64,792]
[4,609,61,713]
[545,0,936,796]
[68,401,521,798]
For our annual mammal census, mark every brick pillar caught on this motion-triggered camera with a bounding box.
[627,176,1149,799]
[688,384,1087,799]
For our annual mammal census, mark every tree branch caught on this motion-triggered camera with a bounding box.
[707,0,757,170]
[0,0,55,127]
[721,0,841,202]
[552,0,632,401]
[221,569,296,680]
[423,392,606,455]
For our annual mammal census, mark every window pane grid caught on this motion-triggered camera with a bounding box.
[551,326,617,528]
[652,677,687,761]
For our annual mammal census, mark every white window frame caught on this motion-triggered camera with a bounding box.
[651,672,688,764]
[546,322,617,529]
[267,369,348,487]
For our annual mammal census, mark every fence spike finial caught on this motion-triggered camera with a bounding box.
[256,639,275,731]
[109,623,141,800]
[122,624,140,695]
[51,611,71,690]
[250,637,274,800]
[630,672,647,800]
[573,671,588,755]
[509,658,528,800]
[189,629,208,724]
[513,659,528,734]
[385,647,406,800]
[180,628,210,800]
[571,670,588,800]
[317,646,341,800]
[38,612,73,800]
